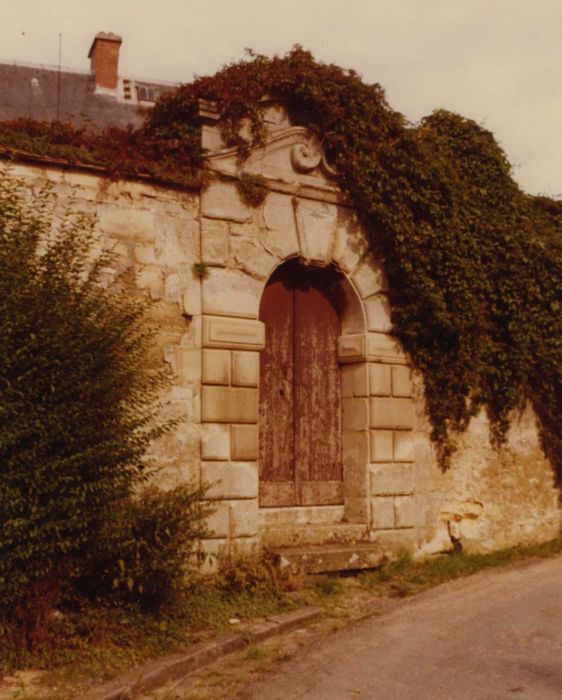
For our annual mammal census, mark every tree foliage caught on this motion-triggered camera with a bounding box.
[0,169,167,646]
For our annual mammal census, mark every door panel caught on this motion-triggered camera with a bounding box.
[259,263,343,507]
[259,276,295,506]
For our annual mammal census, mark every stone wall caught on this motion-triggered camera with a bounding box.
[4,106,559,569]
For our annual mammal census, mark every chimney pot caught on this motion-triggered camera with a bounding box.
[88,31,122,90]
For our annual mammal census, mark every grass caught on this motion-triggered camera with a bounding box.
[2,536,562,699]
[358,534,562,596]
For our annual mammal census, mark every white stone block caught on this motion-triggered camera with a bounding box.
[370,398,415,429]
[353,364,369,397]
[201,180,251,222]
[261,192,300,259]
[337,334,367,363]
[392,366,413,397]
[231,424,258,461]
[201,423,230,461]
[395,496,416,528]
[98,204,155,243]
[370,430,394,462]
[202,349,230,385]
[136,265,164,299]
[202,316,265,354]
[202,268,262,319]
[367,333,407,363]
[205,501,230,537]
[394,431,414,462]
[232,351,259,387]
[365,294,392,332]
[331,208,368,274]
[342,398,369,431]
[370,363,391,396]
[372,497,395,529]
[202,462,259,499]
[230,500,259,537]
[201,386,258,423]
[232,238,276,280]
[175,348,201,385]
[351,255,388,299]
[294,199,337,264]
[341,365,355,398]
[201,218,229,265]
[371,463,414,495]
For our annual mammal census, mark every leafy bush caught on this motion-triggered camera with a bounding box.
[0,168,169,650]
[77,484,210,611]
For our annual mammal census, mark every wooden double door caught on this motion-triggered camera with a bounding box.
[259,261,343,507]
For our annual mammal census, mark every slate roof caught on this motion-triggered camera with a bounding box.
[0,61,173,130]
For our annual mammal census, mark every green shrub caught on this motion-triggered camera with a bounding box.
[0,168,170,651]
[77,484,210,611]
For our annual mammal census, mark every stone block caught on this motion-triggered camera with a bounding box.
[370,430,394,462]
[175,348,201,385]
[199,538,228,574]
[202,349,230,385]
[261,192,300,259]
[337,334,367,363]
[351,255,388,299]
[370,397,415,429]
[98,204,155,243]
[392,365,413,397]
[230,499,259,538]
[341,365,355,398]
[375,529,416,553]
[372,497,395,530]
[182,276,202,318]
[331,208,368,274]
[232,351,259,387]
[201,180,251,222]
[202,316,266,350]
[371,463,414,495]
[395,496,416,528]
[202,268,262,319]
[231,424,258,461]
[394,431,414,462]
[201,386,258,423]
[367,333,406,363]
[205,501,230,538]
[202,462,259,499]
[232,238,276,280]
[365,294,392,332]
[369,363,391,396]
[343,496,370,524]
[164,273,181,303]
[201,218,229,265]
[352,364,369,397]
[294,199,337,264]
[342,398,369,431]
[136,265,164,299]
[134,244,156,265]
[201,423,230,461]
[342,430,369,471]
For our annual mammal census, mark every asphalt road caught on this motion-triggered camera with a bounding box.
[238,554,562,700]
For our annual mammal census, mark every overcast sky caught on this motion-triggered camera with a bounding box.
[2,0,561,197]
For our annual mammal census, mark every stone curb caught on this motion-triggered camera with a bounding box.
[82,606,323,700]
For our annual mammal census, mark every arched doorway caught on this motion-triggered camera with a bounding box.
[259,259,344,507]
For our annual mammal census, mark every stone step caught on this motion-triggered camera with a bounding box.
[275,543,385,575]
[259,505,345,527]
[261,523,370,548]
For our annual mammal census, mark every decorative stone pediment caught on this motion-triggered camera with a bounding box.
[200,101,339,190]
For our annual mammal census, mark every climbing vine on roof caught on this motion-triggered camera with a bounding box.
[146,47,561,475]
[0,47,560,478]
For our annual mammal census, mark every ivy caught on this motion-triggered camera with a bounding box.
[0,48,560,480]
[146,48,560,475]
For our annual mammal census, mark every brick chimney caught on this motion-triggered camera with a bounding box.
[88,32,122,90]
